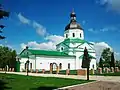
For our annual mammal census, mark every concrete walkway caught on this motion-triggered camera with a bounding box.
[0,71,120,82]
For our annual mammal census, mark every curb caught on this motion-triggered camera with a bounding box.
[53,80,99,90]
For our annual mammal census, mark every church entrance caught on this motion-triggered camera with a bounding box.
[50,63,58,74]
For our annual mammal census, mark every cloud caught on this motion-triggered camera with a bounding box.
[114,52,120,60]
[100,28,109,32]
[96,0,120,13]
[17,13,30,24]
[17,13,47,37]
[88,25,120,33]
[20,35,64,50]
[94,42,120,61]
[20,43,27,49]
[45,35,64,44]
[21,41,56,50]
[94,42,112,62]
[17,13,65,51]
[20,39,120,61]
[33,21,47,36]
[88,28,98,33]
[88,28,100,33]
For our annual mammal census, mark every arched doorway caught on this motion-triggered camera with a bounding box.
[50,63,58,74]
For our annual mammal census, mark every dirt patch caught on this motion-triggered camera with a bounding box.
[62,81,120,90]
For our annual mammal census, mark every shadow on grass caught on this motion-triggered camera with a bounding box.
[30,86,58,90]
[0,80,12,90]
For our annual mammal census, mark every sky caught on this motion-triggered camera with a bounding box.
[0,0,120,61]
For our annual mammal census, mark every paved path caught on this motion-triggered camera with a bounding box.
[59,81,120,90]
[0,71,120,82]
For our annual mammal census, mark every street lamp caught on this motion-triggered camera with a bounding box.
[26,46,29,76]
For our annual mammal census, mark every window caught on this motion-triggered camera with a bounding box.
[50,63,52,66]
[59,63,62,69]
[25,63,27,69]
[66,34,68,38]
[68,63,70,69]
[80,33,81,37]
[30,63,32,69]
[61,47,63,51]
[92,64,94,69]
[73,33,75,37]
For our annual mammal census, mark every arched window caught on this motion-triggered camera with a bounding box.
[59,63,62,69]
[80,33,81,37]
[73,33,75,37]
[66,34,68,38]
[68,63,70,69]
[30,63,32,69]
[50,63,52,66]
[25,63,27,70]
[92,64,94,69]
[61,47,63,51]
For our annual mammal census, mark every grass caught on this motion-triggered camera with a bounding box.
[0,73,93,90]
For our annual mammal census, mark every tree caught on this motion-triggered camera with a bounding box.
[101,48,112,67]
[9,50,17,68]
[110,52,115,69]
[99,57,103,70]
[0,4,9,40]
[0,46,17,70]
[82,47,91,80]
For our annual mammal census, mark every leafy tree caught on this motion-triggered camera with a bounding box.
[0,4,9,40]
[110,52,115,69]
[101,48,112,67]
[82,47,91,80]
[0,46,17,70]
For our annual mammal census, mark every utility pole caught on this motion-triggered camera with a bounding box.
[26,46,29,76]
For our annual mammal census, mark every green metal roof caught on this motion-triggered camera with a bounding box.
[19,49,75,58]
[79,54,96,59]
[57,38,94,46]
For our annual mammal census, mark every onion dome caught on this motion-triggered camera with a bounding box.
[65,10,83,31]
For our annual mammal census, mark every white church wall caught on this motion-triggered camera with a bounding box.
[89,53,96,58]
[76,58,96,70]
[20,58,36,71]
[79,43,92,50]
[34,55,76,71]
[90,59,96,70]
[68,52,74,55]
[75,51,96,70]
[29,58,36,70]
[20,58,27,71]
[69,43,83,48]
[64,29,84,39]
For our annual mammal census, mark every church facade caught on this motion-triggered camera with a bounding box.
[18,11,96,72]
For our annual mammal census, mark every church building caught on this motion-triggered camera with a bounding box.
[17,11,96,72]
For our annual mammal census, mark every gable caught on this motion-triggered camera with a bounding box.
[79,54,96,59]
[78,43,95,50]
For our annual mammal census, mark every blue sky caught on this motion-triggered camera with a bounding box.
[0,0,120,60]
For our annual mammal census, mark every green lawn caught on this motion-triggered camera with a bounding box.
[0,73,93,90]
